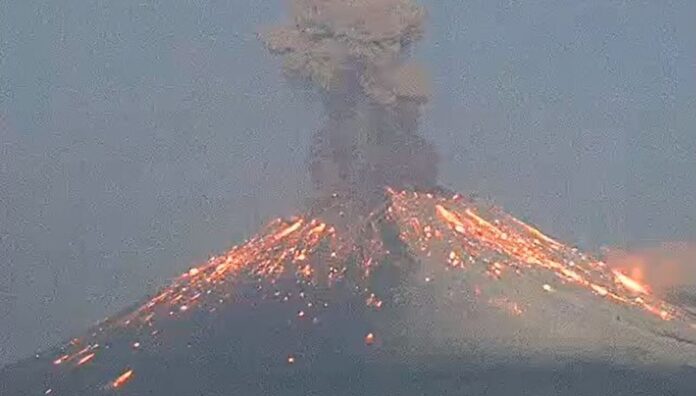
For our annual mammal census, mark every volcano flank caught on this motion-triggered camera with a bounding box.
[3,189,696,395]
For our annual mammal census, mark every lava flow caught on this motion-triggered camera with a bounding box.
[3,188,696,395]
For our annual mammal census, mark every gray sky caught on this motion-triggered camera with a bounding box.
[1,0,694,365]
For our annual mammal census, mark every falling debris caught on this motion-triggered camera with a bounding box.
[110,369,134,389]
[364,332,376,345]
[76,353,95,366]
[53,355,69,365]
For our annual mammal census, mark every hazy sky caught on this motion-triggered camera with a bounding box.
[1,0,694,365]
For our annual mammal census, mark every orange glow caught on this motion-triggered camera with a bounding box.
[274,219,304,240]
[364,332,375,345]
[435,205,465,233]
[612,269,650,295]
[76,353,95,366]
[509,217,564,249]
[390,190,682,321]
[44,188,693,393]
[606,242,696,296]
[111,369,134,388]
[53,355,69,365]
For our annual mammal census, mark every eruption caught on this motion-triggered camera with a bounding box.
[261,0,439,210]
[4,190,696,394]
[3,2,696,395]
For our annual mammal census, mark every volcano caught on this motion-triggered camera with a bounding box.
[4,1,696,394]
[3,188,696,395]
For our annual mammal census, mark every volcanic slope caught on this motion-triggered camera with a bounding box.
[3,189,696,395]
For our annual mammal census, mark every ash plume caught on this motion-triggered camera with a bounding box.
[261,0,439,209]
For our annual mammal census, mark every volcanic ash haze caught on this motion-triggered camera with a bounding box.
[261,0,439,210]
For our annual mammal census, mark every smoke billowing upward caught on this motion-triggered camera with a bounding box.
[261,0,439,209]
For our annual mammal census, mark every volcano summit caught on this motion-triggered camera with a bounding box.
[3,189,696,395]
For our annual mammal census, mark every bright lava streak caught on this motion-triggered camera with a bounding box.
[612,269,650,295]
[110,369,134,389]
[76,353,95,366]
[274,219,304,240]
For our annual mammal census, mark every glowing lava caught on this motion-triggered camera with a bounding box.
[41,188,695,392]
[612,269,650,295]
[110,369,134,389]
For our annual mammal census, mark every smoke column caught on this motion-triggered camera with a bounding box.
[261,0,439,210]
